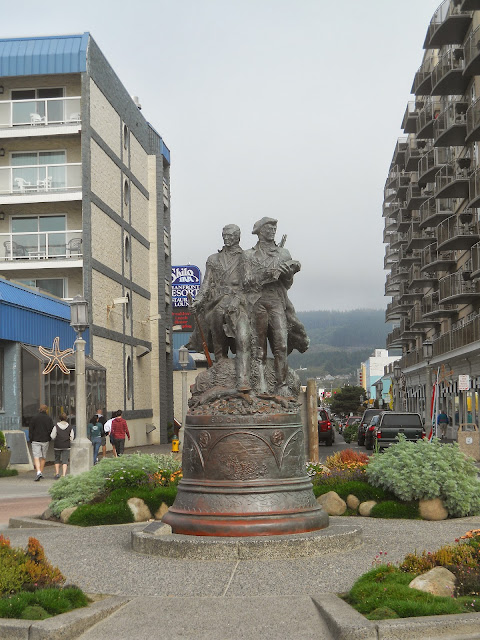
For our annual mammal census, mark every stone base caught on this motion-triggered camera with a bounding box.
[132,522,363,560]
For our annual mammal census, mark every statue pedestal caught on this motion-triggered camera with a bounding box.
[163,413,328,537]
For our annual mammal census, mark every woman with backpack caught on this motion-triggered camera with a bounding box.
[50,412,74,479]
[87,415,104,465]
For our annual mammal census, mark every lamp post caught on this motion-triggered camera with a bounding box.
[178,345,189,453]
[423,340,433,436]
[69,295,91,475]
[393,362,402,412]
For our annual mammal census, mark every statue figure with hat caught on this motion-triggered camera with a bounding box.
[188,224,251,391]
[244,217,309,396]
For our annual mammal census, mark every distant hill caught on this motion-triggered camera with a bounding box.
[288,309,395,377]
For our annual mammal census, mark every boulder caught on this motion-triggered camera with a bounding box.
[358,501,377,517]
[41,507,54,520]
[317,491,347,516]
[346,494,360,510]
[409,567,456,598]
[127,497,152,522]
[60,506,77,523]
[419,498,448,521]
[154,502,170,520]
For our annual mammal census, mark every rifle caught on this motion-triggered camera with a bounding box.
[187,292,213,368]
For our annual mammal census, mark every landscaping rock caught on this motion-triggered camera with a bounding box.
[127,498,152,522]
[419,498,448,521]
[346,494,360,510]
[409,566,456,597]
[154,502,169,520]
[41,506,54,520]
[317,491,347,516]
[358,501,377,517]
[60,506,77,523]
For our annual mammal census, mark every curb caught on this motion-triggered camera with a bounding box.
[0,595,129,640]
[9,516,68,529]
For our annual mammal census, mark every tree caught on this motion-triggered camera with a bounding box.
[330,385,365,415]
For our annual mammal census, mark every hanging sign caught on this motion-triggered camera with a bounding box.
[458,374,470,391]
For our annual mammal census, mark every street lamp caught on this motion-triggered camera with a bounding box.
[178,345,190,453]
[69,295,91,475]
[393,362,402,412]
[423,340,433,436]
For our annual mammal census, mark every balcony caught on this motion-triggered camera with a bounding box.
[0,163,82,204]
[386,298,412,322]
[437,212,480,250]
[467,168,480,208]
[389,232,408,250]
[396,209,414,232]
[423,0,472,49]
[399,281,423,302]
[384,216,398,233]
[406,179,434,210]
[383,201,402,218]
[434,162,469,199]
[386,327,404,349]
[402,101,421,134]
[433,101,467,147]
[433,314,480,355]
[409,264,438,288]
[405,138,425,171]
[417,99,443,139]
[411,57,435,96]
[466,96,480,143]
[385,273,401,295]
[410,301,441,328]
[418,147,448,186]
[406,223,436,251]
[461,0,480,10]
[423,292,458,318]
[421,242,456,272]
[0,97,81,138]
[431,47,468,95]
[439,272,480,303]
[420,197,454,228]
[398,246,422,266]
[384,246,399,268]
[390,137,408,169]
[391,264,411,281]
[464,25,480,77]
[0,231,82,268]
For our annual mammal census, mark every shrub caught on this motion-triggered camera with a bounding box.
[366,436,480,517]
[0,587,88,619]
[49,453,181,516]
[325,449,369,473]
[0,536,64,595]
[342,423,359,444]
[68,501,134,527]
[313,479,391,502]
[369,501,420,519]
[0,469,18,477]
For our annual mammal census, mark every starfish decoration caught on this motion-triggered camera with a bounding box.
[438,363,454,385]
[39,337,74,375]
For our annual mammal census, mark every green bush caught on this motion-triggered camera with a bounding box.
[106,468,150,491]
[0,469,18,477]
[68,501,134,527]
[366,436,480,517]
[342,423,359,444]
[369,500,420,519]
[313,480,392,502]
[49,453,181,516]
[0,587,88,619]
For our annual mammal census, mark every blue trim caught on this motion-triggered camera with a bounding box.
[161,140,170,164]
[0,33,89,77]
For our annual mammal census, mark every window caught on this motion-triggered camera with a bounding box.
[123,124,129,151]
[11,150,66,191]
[11,215,66,257]
[126,356,133,400]
[124,179,129,205]
[124,236,130,262]
[11,88,64,125]
[126,292,131,319]
[18,278,65,298]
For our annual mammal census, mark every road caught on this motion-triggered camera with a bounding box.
[317,429,365,463]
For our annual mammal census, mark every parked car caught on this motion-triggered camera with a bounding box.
[364,414,381,450]
[357,408,383,446]
[373,412,426,451]
[318,408,335,446]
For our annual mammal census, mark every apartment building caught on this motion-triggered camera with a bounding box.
[0,33,173,444]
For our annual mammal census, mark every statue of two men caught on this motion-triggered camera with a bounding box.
[190,217,308,397]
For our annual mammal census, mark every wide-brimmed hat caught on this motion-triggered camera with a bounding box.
[252,217,277,234]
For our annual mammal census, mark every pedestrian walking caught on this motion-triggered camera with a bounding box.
[29,404,53,481]
[103,411,118,456]
[437,410,449,440]
[87,415,103,465]
[95,408,107,459]
[110,410,130,456]
[50,413,74,478]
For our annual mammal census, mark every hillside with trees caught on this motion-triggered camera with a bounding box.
[288,309,395,379]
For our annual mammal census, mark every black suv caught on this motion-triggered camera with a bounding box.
[357,408,383,446]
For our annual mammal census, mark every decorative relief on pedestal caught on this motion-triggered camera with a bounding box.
[219,454,267,480]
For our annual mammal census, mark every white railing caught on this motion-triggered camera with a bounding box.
[0,163,82,195]
[0,97,81,128]
[0,230,82,261]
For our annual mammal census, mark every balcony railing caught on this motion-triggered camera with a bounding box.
[468,168,480,208]
[406,180,433,210]
[0,230,82,261]
[434,163,469,199]
[437,213,479,250]
[405,138,424,171]
[433,100,467,147]
[423,0,472,49]
[422,292,458,317]
[0,163,81,195]
[431,47,467,95]
[419,197,455,228]
[433,314,480,356]
[411,57,435,95]
[390,137,408,169]
[466,95,480,143]
[418,147,448,187]
[406,224,436,251]
[402,101,420,134]
[417,99,443,139]
[0,97,81,129]
[421,242,456,272]
[439,272,480,302]
[464,24,480,76]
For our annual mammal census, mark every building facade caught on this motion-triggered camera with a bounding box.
[0,33,173,444]
[358,349,398,403]
[383,1,480,436]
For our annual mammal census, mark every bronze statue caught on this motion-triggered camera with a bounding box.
[189,224,251,391]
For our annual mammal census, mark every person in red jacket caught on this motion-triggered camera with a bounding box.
[109,410,130,456]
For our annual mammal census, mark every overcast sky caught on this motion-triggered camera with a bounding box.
[2,0,442,311]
